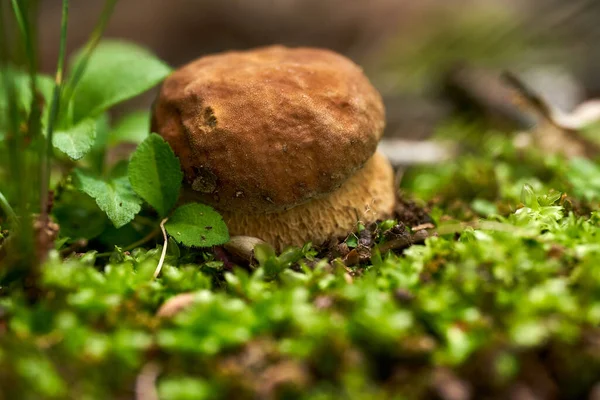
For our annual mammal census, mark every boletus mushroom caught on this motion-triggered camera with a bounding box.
[151,45,395,250]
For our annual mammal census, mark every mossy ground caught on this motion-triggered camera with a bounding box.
[2,124,600,399]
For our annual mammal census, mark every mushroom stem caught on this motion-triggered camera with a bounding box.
[221,152,395,251]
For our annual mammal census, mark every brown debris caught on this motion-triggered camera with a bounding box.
[378,228,429,254]
[34,215,59,263]
[313,295,333,310]
[258,361,310,399]
[430,367,473,400]
[443,64,535,131]
[395,196,433,228]
[223,236,267,263]
[135,362,160,400]
[394,288,415,304]
[503,71,600,159]
[412,223,435,231]
[156,292,199,318]
[217,339,310,399]
[343,249,361,266]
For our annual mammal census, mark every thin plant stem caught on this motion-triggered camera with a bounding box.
[12,0,44,224]
[123,227,161,251]
[135,214,159,228]
[0,4,25,217]
[9,0,26,37]
[154,218,169,279]
[40,0,69,220]
[61,0,118,106]
[0,190,17,222]
[0,2,36,275]
[11,0,41,142]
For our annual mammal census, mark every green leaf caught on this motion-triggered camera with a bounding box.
[567,157,600,201]
[158,377,212,400]
[17,356,67,398]
[69,40,171,121]
[52,118,97,160]
[520,184,538,209]
[254,243,302,280]
[108,110,150,146]
[165,203,229,247]
[97,222,149,249]
[74,166,142,228]
[254,243,277,266]
[85,113,111,173]
[53,189,109,239]
[128,133,182,216]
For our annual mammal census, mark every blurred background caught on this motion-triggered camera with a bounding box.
[37,0,600,141]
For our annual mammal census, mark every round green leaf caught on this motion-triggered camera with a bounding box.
[53,118,97,160]
[74,166,142,228]
[165,203,229,248]
[128,133,183,217]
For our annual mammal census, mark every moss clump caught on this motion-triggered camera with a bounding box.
[2,128,600,399]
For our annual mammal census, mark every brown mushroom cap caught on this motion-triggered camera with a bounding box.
[152,45,385,213]
[221,151,395,251]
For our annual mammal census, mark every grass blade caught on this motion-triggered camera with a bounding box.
[40,0,69,220]
[0,3,24,214]
[0,190,17,222]
[62,0,118,105]
[0,1,36,280]
[11,0,43,215]
[9,0,26,36]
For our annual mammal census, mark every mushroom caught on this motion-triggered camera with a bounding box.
[151,45,395,250]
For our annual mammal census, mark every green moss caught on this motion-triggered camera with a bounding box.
[2,128,600,398]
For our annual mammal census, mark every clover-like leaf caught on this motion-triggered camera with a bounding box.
[53,118,97,160]
[165,203,229,247]
[128,133,183,217]
[74,165,142,228]
[69,40,171,121]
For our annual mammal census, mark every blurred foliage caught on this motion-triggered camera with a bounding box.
[2,125,600,398]
[375,6,558,92]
